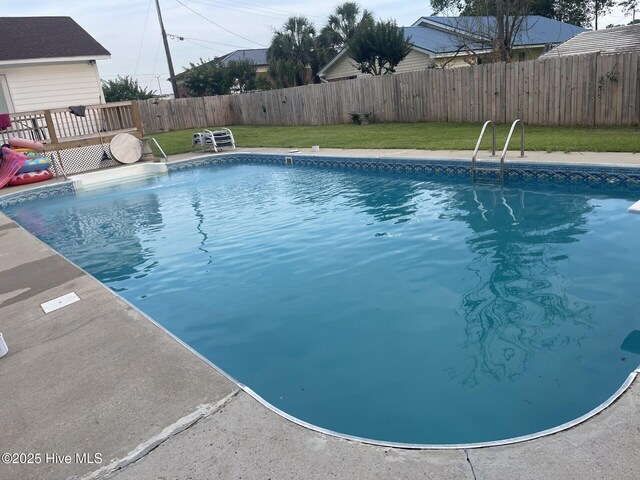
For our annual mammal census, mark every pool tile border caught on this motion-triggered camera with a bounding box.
[2,153,640,209]
[0,181,75,208]
[168,153,640,185]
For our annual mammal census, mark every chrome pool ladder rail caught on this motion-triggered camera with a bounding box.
[471,120,496,182]
[149,137,168,162]
[500,119,525,174]
[472,119,525,184]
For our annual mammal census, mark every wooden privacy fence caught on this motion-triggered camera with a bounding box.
[137,52,639,133]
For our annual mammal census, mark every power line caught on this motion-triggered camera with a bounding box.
[167,33,250,49]
[184,0,325,21]
[152,40,163,76]
[173,0,266,47]
[183,0,288,20]
[181,38,228,55]
[134,0,154,77]
[222,0,326,21]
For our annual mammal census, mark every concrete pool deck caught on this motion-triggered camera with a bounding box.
[1,150,640,479]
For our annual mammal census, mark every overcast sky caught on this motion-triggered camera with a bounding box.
[5,0,634,95]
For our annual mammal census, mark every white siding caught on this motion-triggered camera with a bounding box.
[394,49,434,73]
[325,53,360,80]
[324,49,433,81]
[0,61,104,113]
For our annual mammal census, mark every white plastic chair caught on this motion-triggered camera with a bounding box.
[192,128,236,153]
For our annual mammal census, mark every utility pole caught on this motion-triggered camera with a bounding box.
[155,0,180,98]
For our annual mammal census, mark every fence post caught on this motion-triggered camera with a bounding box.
[43,109,65,171]
[130,101,144,137]
[43,109,58,145]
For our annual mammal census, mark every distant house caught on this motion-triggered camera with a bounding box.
[319,16,586,82]
[219,48,268,74]
[175,48,268,96]
[540,23,640,58]
[0,17,110,113]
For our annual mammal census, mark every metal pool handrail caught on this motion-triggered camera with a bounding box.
[471,120,496,181]
[500,119,525,178]
[472,120,496,164]
[149,137,168,162]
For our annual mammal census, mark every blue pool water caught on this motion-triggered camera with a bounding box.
[4,161,640,445]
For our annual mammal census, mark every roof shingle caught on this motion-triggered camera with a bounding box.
[220,49,268,66]
[540,24,640,58]
[0,17,110,62]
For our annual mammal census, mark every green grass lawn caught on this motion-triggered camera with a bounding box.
[148,122,640,156]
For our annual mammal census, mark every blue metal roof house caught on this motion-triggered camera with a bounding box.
[319,16,587,81]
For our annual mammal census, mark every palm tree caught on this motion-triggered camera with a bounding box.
[267,16,317,88]
[320,2,374,54]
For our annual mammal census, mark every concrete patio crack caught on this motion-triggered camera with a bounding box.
[77,389,241,480]
[465,449,478,480]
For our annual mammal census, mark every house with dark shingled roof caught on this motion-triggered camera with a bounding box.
[174,48,268,96]
[219,49,268,73]
[0,17,111,114]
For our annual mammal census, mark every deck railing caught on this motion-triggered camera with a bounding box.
[0,101,146,175]
[1,101,143,149]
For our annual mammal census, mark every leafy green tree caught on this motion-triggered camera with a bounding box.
[592,0,617,28]
[101,75,155,102]
[267,16,317,88]
[226,59,257,93]
[433,0,616,30]
[540,0,615,28]
[180,58,259,96]
[255,75,274,90]
[347,20,412,75]
[180,59,232,97]
[618,0,639,16]
[457,0,582,24]
[551,0,593,27]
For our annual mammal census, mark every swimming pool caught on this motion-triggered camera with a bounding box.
[3,155,640,446]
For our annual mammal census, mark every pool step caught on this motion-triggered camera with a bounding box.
[473,167,503,184]
[474,166,501,173]
[472,166,503,184]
